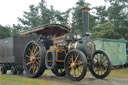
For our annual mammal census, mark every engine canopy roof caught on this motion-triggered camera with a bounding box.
[21,24,70,37]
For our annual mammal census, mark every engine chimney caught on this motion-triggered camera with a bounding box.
[81,7,90,36]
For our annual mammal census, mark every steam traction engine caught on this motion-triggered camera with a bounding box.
[21,8,112,81]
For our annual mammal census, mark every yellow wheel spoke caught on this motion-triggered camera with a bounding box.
[38,52,40,56]
[35,66,39,73]
[101,62,106,68]
[102,58,107,63]
[28,45,35,56]
[79,65,84,69]
[32,63,36,73]
[32,44,35,53]
[36,57,40,60]
[75,54,79,62]
[96,55,100,62]
[26,55,31,59]
[28,48,32,52]
[35,51,40,56]
[29,64,33,71]
[69,57,73,62]
[36,62,40,66]
[76,61,83,65]
[77,68,82,73]
[73,68,76,77]
[94,56,99,63]
[34,46,38,54]
[79,58,82,62]
[26,62,32,65]
[33,64,35,73]
[100,56,104,62]
[101,68,104,75]
[34,63,37,73]
[28,48,33,55]
[71,54,74,62]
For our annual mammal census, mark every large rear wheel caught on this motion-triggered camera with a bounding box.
[89,50,112,79]
[23,41,46,78]
[64,49,87,81]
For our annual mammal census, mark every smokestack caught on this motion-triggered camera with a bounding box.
[81,7,90,36]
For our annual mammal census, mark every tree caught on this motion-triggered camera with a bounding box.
[95,6,108,24]
[18,5,41,30]
[39,1,70,26]
[39,0,51,24]
[91,22,120,39]
[104,0,128,39]
[72,0,97,34]
[54,8,71,25]
[0,25,11,39]
[15,0,70,33]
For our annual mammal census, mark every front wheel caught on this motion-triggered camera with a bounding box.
[64,49,87,81]
[89,50,112,79]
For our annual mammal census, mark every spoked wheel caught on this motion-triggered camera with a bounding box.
[64,49,87,81]
[11,66,17,75]
[89,50,112,79]
[1,66,7,74]
[24,41,46,78]
[18,69,24,74]
[51,68,66,77]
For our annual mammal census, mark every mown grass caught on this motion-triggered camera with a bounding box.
[0,68,128,85]
[45,68,128,78]
[0,74,75,85]
[108,68,128,78]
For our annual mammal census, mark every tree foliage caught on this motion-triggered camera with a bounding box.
[91,22,120,39]
[18,5,41,30]
[0,25,11,39]
[0,0,128,40]
[14,0,70,33]
[92,0,128,39]
[72,0,97,34]
[95,6,108,24]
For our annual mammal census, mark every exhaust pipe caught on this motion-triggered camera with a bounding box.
[81,7,90,36]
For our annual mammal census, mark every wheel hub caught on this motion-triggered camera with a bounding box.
[71,62,76,68]
[30,56,36,63]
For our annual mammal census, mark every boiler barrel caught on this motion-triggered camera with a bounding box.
[66,40,95,56]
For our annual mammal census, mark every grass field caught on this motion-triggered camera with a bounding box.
[0,74,75,85]
[45,68,128,78]
[108,68,128,78]
[0,68,128,85]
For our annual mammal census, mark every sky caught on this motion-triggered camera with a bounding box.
[0,0,106,26]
